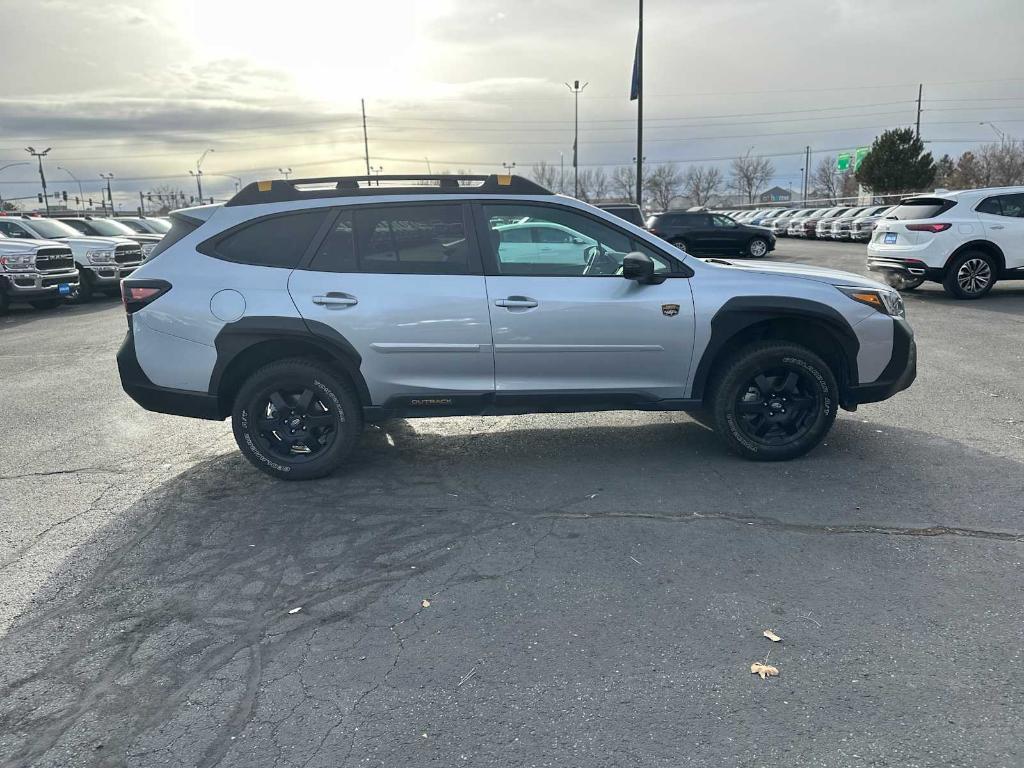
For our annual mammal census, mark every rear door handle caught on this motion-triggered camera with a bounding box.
[989,224,1005,230]
[313,293,358,308]
[494,296,539,309]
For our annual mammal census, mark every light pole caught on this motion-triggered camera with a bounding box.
[0,162,30,211]
[502,162,516,174]
[57,166,84,213]
[979,121,1008,143]
[25,147,52,215]
[278,167,292,179]
[99,173,115,216]
[564,80,588,197]
[189,148,214,202]
[369,165,383,186]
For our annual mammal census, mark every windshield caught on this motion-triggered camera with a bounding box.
[147,219,171,233]
[23,219,81,239]
[87,219,138,236]
[118,220,147,233]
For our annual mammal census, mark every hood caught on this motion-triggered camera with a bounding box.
[0,237,66,253]
[703,258,889,289]
[745,224,773,234]
[51,235,137,248]
[126,233,162,243]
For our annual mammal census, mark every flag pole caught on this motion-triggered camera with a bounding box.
[635,0,643,207]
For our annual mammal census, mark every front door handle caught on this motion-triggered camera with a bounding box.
[494,296,539,309]
[989,224,1005,230]
[313,292,358,308]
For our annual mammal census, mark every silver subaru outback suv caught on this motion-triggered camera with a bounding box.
[117,174,915,480]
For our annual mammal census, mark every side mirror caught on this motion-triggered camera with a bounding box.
[622,251,656,283]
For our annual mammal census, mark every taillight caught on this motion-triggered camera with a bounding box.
[121,279,171,314]
[906,222,952,233]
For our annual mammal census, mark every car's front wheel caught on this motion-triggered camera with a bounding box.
[29,297,64,310]
[746,237,769,258]
[670,238,690,253]
[709,342,838,461]
[232,358,363,480]
[883,272,925,291]
[943,250,997,299]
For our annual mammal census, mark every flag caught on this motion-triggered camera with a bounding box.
[630,31,641,101]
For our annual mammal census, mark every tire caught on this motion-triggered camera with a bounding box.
[29,297,64,310]
[942,250,997,299]
[746,237,769,258]
[670,238,691,254]
[232,358,363,480]
[709,342,838,461]
[883,272,925,292]
[75,272,94,302]
[0,290,9,316]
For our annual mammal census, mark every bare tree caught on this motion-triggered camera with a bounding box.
[729,150,775,203]
[611,164,650,205]
[978,140,1024,186]
[811,156,841,203]
[146,184,189,214]
[646,163,683,211]
[681,165,724,206]
[530,161,560,192]
[589,167,610,201]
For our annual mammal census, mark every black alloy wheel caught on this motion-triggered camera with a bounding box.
[732,367,821,447]
[253,386,338,462]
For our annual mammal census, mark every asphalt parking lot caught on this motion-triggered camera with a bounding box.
[1,238,1022,768]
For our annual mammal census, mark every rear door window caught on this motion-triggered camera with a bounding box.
[978,193,1024,217]
[887,198,957,220]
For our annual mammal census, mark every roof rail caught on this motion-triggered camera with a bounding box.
[225,174,551,207]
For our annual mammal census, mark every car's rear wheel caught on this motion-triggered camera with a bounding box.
[943,250,997,299]
[670,238,690,253]
[29,297,64,310]
[232,358,363,480]
[709,342,838,461]
[746,237,769,258]
[883,272,925,291]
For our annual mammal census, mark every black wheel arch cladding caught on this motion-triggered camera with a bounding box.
[210,316,372,409]
[690,296,861,402]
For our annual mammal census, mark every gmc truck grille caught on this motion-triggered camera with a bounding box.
[115,245,143,264]
[34,247,74,272]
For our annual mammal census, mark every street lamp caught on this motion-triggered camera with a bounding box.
[369,165,383,186]
[278,167,293,179]
[564,80,588,197]
[99,173,115,216]
[979,121,1008,143]
[190,148,214,201]
[57,166,85,214]
[25,147,52,215]
[502,162,516,174]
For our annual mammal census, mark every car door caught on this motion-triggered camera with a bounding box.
[477,202,695,401]
[976,193,1024,270]
[708,214,744,253]
[288,202,495,406]
[678,213,714,253]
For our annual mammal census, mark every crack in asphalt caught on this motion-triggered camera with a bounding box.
[542,510,1024,542]
[0,467,125,481]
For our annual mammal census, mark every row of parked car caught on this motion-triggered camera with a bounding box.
[715,205,895,242]
[0,214,169,313]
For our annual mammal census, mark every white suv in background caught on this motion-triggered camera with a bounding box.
[868,188,1024,298]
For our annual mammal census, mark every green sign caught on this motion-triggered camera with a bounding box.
[854,146,870,171]
[836,152,852,172]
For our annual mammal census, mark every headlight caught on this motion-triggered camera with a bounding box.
[0,253,35,271]
[837,286,905,318]
[87,249,115,264]
[141,243,155,257]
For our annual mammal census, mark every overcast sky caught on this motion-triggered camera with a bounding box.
[3,0,1024,208]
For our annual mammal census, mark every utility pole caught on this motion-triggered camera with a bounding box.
[425,157,432,174]
[25,147,52,215]
[139,190,145,215]
[559,152,565,194]
[633,0,644,207]
[361,98,371,176]
[915,83,922,139]
[802,145,810,204]
[190,148,213,202]
[565,80,588,197]
[100,173,115,216]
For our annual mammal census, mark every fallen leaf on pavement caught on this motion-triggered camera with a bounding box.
[288,607,302,615]
[421,599,431,608]
[750,662,779,679]
[763,629,781,642]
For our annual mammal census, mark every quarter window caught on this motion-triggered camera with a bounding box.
[214,211,328,268]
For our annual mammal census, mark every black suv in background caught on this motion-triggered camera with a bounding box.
[596,203,645,228]
[646,211,775,258]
